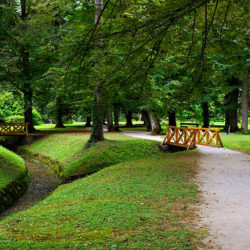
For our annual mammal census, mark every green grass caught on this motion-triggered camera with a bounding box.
[0,146,27,189]
[20,133,161,181]
[0,151,203,249]
[220,134,250,154]
[35,122,87,131]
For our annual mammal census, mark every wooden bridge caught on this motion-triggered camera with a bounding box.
[0,123,29,136]
[162,126,223,149]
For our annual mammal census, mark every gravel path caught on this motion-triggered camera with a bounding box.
[0,160,58,220]
[123,130,250,249]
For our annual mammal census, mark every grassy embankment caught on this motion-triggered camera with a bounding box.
[0,146,29,212]
[0,147,203,249]
[20,133,160,182]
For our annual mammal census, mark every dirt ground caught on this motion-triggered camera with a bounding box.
[123,131,250,249]
[197,146,250,250]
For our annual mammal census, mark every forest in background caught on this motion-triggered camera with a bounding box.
[0,0,249,142]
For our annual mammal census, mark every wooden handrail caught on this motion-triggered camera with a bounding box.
[162,126,223,149]
[0,123,29,136]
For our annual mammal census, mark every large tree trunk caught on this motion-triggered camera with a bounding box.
[114,103,120,131]
[148,109,161,135]
[87,0,104,146]
[141,110,152,131]
[168,111,176,126]
[225,77,240,132]
[107,101,114,132]
[202,102,209,128]
[85,115,91,127]
[125,111,133,127]
[88,85,104,144]
[55,96,65,128]
[242,69,249,131]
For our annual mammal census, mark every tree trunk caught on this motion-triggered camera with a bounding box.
[23,87,35,132]
[148,109,161,135]
[21,49,35,133]
[168,111,176,126]
[242,69,249,131]
[85,115,91,127]
[202,102,209,128]
[55,96,65,128]
[225,77,240,132]
[86,0,104,146]
[88,85,104,144]
[141,110,152,131]
[125,111,133,127]
[107,101,114,132]
[114,104,120,131]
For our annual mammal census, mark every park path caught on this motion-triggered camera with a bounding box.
[0,159,58,220]
[122,130,250,249]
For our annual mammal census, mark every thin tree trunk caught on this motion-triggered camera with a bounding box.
[85,115,91,127]
[168,111,176,126]
[55,96,65,128]
[142,110,152,131]
[148,109,161,135]
[22,50,35,133]
[202,102,209,128]
[114,104,120,131]
[107,101,114,132]
[242,69,249,131]
[20,1,35,133]
[125,111,133,127]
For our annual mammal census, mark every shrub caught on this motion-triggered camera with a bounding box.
[32,109,43,125]
[6,115,24,123]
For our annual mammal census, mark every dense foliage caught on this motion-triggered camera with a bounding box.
[0,0,249,136]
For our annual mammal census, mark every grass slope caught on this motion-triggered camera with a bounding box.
[20,133,160,182]
[0,146,27,189]
[0,152,202,249]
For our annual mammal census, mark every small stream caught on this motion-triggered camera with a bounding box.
[0,159,58,220]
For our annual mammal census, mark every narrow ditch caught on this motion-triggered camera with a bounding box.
[0,159,59,220]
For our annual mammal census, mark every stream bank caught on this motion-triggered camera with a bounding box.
[0,159,58,220]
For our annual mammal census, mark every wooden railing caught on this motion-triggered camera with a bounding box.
[162,126,197,149]
[162,126,223,149]
[0,123,29,136]
[194,127,223,148]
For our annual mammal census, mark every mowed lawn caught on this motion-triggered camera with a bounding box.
[220,134,250,154]
[20,133,161,182]
[0,151,203,249]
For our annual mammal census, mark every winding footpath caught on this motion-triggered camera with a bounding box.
[0,159,58,220]
[123,131,250,250]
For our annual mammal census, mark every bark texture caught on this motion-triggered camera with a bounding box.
[106,101,114,132]
[242,69,249,131]
[87,0,104,145]
[225,77,240,132]
[202,102,209,128]
[148,109,161,135]
[55,96,65,128]
[88,85,104,144]
[141,110,152,131]
[114,104,120,131]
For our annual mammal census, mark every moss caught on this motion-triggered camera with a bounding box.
[0,146,30,212]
